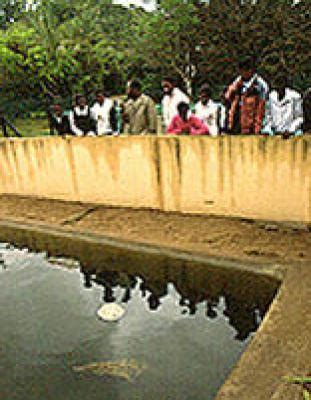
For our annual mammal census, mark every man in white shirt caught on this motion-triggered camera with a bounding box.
[69,95,96,136]
[161,77,189,129]
[91,90,118,135]
[195,84,223,136]
[303,88,311,133]
[262,75,303,137]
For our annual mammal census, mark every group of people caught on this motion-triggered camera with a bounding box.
[50,57,310,137]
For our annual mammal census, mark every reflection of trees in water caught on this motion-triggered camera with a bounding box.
[80,263,277,342]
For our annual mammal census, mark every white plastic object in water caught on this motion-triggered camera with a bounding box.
[97,303,126,322]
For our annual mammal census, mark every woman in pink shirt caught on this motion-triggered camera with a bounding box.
[167,102,209,135]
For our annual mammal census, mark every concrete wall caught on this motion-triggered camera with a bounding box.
[0,135,310,223]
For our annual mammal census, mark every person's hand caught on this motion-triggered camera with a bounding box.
[236,78,244,89]
[282,131,291,139]
[122,113,129,124]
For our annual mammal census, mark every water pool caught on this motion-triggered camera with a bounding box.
[0,243,278,400]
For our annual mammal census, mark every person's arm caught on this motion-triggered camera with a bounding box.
[49,115,57,136]
[289,97,304,134]
[69,110,83,136]
[147,98,157,134]
[47,106,55,135]
[167,116,182,134]
[190,116,209,135]
[194,103,199,116]
[90,105,99,135]
[254,98,266,134]
[90,104,97,121]
[162,97,170,128]
[109,103,118,133]
[180,91,190,104]
[261,96,274,135]
[210,105,219,135]
[63,115,71,135]
[225,77,242,102]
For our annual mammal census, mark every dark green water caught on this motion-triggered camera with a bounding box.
[0,243,278,400]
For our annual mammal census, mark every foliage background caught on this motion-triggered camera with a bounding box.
[0,0,310,117]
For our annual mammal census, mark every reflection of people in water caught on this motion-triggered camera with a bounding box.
[175,267,215,316]
[83,271,93,288]
[81,264,96,289]
[223,296,259,341]
[80,264,274,337]
[120,274,137,304]
[82,269,137,304]
[206,300,218,319]
[148,293,161,311]
[139,278,168,312]
[95,271,118,303]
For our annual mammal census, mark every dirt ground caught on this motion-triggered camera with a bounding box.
[0,194,310,268]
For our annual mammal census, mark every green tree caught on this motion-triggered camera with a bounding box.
[0,0,27,30]
[133,0,203,96]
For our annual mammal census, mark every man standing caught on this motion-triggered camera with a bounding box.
[122,80,157,134]
[69,94,96,136]
[195,84,223,136]
[303,88,311,133]
[91,90,118,135]
[161,77,189,130]
[262,74,303,137]
[225,57,269,134]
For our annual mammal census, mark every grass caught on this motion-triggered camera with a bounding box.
[0,118,50,138]
[284,376,311,399]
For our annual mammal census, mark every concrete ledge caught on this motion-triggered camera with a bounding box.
[0,219,284,281]
[0,135,310,223]
[0,219,309,399]
[215,263,310,400]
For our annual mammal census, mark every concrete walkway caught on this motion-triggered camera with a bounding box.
[216,264,310,400]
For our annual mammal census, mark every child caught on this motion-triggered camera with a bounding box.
[167,102,209,135]
[50,104,71,135]
[69,94,96,136]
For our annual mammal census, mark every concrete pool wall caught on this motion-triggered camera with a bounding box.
[0,135,310,223]
[0,219,309,400]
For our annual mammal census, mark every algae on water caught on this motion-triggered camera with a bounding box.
[72,359,146,382]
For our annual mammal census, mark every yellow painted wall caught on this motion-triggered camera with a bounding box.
[0,135,310,222]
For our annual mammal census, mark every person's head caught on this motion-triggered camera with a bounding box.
[239,57,256,82]
[206,303,217,319]
[273,74,289,95]
[96,90,105,105]
[162,77,177,95]
[127,80,142,99]
[220,86,229,105]
[75,94,87,108]
[53,104,62,117]
[304,87,311,100]
[199,84,211,105]
[148,293,160,311]
[177,101,190,121]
